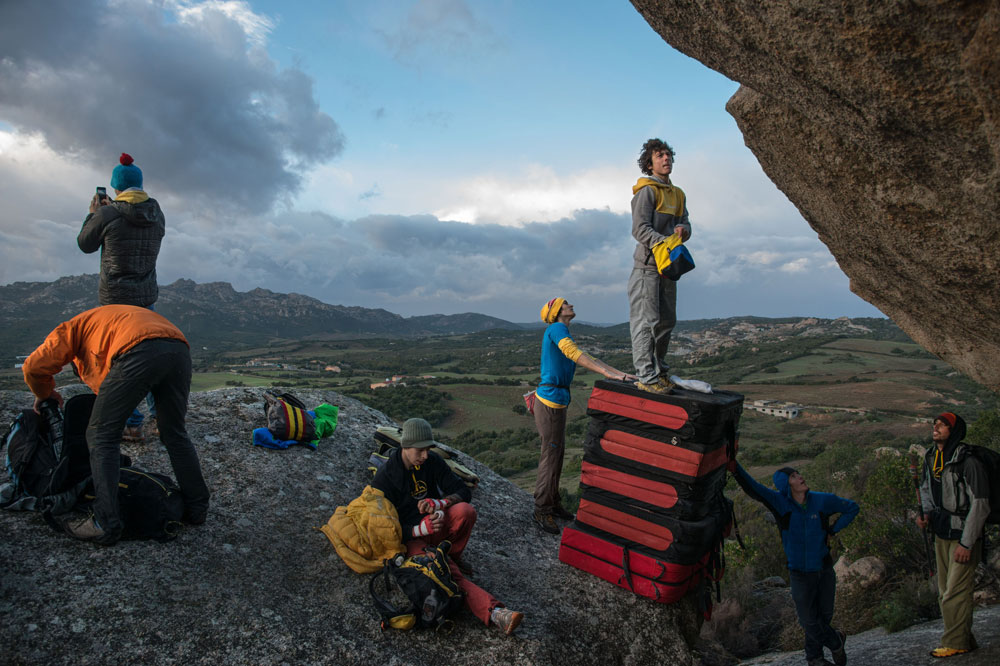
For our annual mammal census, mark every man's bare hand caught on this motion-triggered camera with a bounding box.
[32,390,63,414]
[916,516,928,530]
[674,225,690,242]
[954,545,972,563]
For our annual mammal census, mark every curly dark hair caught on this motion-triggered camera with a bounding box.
[637,138,675,176]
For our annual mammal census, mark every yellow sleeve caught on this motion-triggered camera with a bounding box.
[557,337,583,362]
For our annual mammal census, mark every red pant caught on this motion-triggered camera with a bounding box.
[406,502,498,625]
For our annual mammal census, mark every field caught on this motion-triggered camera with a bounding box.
[11,321,994,496]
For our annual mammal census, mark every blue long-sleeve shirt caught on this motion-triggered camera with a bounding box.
[733,463,859,572]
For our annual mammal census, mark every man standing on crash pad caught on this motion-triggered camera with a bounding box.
[628,138,690,395]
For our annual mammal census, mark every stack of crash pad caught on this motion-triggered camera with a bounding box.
[558,379,743,604]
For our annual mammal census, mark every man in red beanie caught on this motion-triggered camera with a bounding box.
[916,412,991,658]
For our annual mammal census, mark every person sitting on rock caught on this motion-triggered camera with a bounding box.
[21,305,211,545]
[731,462,859,666]
[371,417,524,635]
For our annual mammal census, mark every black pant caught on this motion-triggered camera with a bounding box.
[789,566,842,661]
[86,338,210,533]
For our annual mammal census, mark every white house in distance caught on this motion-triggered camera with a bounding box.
[747,399,801,419]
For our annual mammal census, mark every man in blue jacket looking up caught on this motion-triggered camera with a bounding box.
[732,462,859,666]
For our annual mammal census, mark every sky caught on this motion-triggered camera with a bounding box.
[0,0,885,324]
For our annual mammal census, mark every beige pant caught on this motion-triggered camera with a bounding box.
[935,537,981,650]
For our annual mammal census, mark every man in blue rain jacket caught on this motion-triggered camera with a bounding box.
[732,462,860,666]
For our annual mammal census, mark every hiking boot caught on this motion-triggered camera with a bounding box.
[807,659,835,666]
[122,426,145,444]
[552,505,575,521]
[533,510,561,535]
[62,514,120,546]
[930,647,970,658]
[831,629,847,666]
[636,381,672,395]
[490,606,524,636]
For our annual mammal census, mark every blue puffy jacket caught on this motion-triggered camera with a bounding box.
[733,463,859,572]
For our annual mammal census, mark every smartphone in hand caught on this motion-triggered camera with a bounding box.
[96,186,107,203]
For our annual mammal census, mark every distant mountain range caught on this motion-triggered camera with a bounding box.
[0,275,901,361]
[0,275,525,359]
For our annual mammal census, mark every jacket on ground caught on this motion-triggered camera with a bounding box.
[733,462,859,572]
[321,485,405,574]
[78,191,165,307]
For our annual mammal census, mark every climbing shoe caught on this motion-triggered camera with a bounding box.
[490,606,524,636]
[636,381,671,395]
[930,647,970,658]
[831,629,847,666]
[533,510,560,535]
[62,514,120,546]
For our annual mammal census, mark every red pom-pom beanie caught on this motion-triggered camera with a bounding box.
[110,153,143,190]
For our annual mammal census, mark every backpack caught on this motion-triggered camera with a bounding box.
[57,466,185,542]
[116,467,186,541]
[263,391,316,443]
[369,540,464,630]
[1,394,96,514]
[965,444,1000,525]
[370,425,479,489]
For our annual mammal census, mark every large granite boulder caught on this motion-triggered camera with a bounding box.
[630,0,1000,391]
[0,387,704,665]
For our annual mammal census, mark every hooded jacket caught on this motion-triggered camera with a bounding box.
[919,415,991,548]
[733,462,859,572]
[631,175,692,270]
[78,190,165,307]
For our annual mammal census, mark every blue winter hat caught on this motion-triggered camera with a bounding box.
[110,153,142,190]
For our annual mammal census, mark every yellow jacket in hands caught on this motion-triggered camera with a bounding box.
[321,485,405,574]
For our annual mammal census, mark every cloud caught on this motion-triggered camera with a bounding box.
[0,0,343,213]
[780,258,809,273]
[376,0,502,65]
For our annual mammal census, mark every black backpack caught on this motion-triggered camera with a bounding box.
[116,467,186,541]
[369,541,464,630]
[1,394,96,514]
[965,444,1000,525]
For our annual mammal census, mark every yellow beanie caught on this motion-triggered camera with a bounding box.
[540,297,565,324]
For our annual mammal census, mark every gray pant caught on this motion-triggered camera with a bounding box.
[628,266,677,383]
[87,338,210,534]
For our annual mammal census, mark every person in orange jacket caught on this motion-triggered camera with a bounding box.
[22,305,210,545]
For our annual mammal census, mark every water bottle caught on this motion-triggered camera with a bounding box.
[421,590,440,623]
[39,398,64,458]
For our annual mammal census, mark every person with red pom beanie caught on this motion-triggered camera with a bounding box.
[78,152,166,441]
